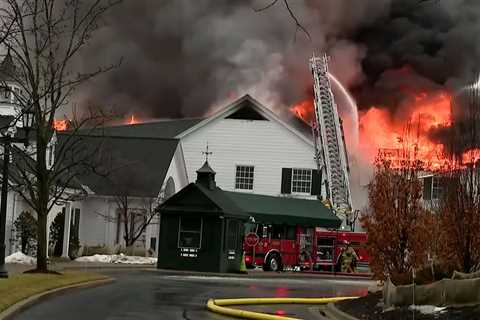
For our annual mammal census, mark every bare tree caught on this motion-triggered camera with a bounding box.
[0,0,120,272]
[114,193,156,249]
[438,167,480,272]
[95,164,159,249]
[254,0,311,41]
[437,81,480,273]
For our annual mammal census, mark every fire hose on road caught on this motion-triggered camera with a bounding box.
[207,296,358,320]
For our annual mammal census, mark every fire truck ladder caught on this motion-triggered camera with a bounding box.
[310,54,352,222]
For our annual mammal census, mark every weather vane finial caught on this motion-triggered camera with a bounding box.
[202,142,213,162]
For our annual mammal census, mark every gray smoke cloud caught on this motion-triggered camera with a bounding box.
[74,0,386,118]
[353,0,480,109]
[74,0,480,122]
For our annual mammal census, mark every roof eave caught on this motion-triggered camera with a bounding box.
[175,95,313,147]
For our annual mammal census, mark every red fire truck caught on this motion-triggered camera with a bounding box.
[244,224,369,274]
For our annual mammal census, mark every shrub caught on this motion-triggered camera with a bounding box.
[361,159,432,285]
[49,210,80,259]
[13,211,37,256]
[49,211,64,257]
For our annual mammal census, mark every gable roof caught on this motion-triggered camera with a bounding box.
[56,133,179,198]
[225,191,341,228]
[91,118,204,139]
[160,181,340,228]
[159,182,248,219]
[86,95,312,145]
[177,95,314,146]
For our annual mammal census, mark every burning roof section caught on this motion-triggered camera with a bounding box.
[91,118,204,139]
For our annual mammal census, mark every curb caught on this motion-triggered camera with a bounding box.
[148,268,375,282]
[0,277,114,320]
[207,297,358,320]
[323,303,360,320]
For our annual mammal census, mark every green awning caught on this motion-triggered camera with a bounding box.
[224,192,341,228]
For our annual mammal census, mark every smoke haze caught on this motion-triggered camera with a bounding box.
[75,0,480,122]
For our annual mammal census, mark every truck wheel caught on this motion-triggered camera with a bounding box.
[265,253,282,272]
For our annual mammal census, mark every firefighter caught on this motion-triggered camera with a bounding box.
[341,242,358,273]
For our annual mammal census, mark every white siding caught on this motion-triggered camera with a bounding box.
[158,143,189,199]
[5,192,62,256]
[79,196,155,249]
[78,198,117,247]
[5,191,28,255]
[147,144,189,256]
[181,118,317,199]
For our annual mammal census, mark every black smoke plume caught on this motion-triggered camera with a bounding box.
[75,0,480,123]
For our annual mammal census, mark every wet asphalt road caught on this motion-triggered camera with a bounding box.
[14,270,373,320]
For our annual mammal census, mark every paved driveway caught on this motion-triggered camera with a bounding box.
[14,270,372,320]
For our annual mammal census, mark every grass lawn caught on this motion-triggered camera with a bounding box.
[0,271,109,313]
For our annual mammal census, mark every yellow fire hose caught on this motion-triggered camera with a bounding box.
[207,296,358,320]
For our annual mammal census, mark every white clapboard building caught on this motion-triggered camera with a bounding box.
[5,93,327,258]
[57,94,324,256]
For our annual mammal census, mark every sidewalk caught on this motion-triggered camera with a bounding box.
[7,261,373,282]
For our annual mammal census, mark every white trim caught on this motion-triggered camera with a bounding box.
[175,95,313,147]
[177,142,189,183]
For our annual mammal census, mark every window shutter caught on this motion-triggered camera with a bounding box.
[281,168,292,194]
[423,177,432,200]
[311,169,321,195]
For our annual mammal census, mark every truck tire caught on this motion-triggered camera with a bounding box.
[264,253,283,272]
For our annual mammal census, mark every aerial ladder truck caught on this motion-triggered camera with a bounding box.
[310,54,354,229]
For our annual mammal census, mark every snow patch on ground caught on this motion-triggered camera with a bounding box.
[409,305,447,314]
[5,252,36,264]
[75,254,157,265]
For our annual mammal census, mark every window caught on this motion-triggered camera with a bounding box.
[432,177,442,200]
[150,237,157,252]
[48,145,54,167]
[164,177,175,199]
[226,220,240,250]
[286,226,296,240]
[235,165,254,190]
[281,168,320,195]
[423,176,443,201]
[291,168,312,193]
[178,216,202,249]
[271,225,284,240]
[317,238,334,261]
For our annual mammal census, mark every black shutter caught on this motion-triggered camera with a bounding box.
[281,168,292,194]
[423,176,432,200]
[311,169,321,195]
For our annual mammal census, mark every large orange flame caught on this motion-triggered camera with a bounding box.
[290,90,480,171]
[291,100,314,124]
